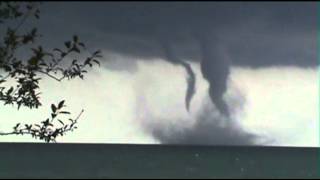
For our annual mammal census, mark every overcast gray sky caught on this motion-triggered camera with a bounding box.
[0,2,317,147]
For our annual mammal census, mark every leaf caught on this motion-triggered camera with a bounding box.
[7,87,13,95]
[61,52,67,57]
[25,124,32,130]
[27,4,33,10]
[72,59,77,65]
[93,59,100,66]
[51,113,57,119]
[93,50,101,55]
[73,35,78,42]
[65,41,71,49]
[42,119,50,126]
[84,58,91,65]
[31,28,37,36]
[78,42,85,48]
[34,8,40,19]
[14,123,20,130]
[58,100,65,109]
[58,119,65,126]
[38,46,43,52]
[28,57,38,66]
[51,104,57,113]
[59,111,70,114]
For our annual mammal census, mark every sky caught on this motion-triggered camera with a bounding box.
[0,2,318,147]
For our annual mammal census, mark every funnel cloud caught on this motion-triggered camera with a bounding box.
[160,39,196,112]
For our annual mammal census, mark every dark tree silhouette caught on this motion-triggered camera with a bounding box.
[0,2,102,143]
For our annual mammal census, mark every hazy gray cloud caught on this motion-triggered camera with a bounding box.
[37,2,316,67]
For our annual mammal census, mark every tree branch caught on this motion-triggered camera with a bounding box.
[0,109,84,143]
[12,2,39,33]
[36,70,66,82]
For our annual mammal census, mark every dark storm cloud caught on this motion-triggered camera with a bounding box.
[38,1,316,67]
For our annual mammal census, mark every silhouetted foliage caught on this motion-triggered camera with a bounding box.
[0,2,102,142]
